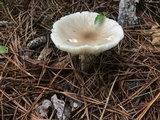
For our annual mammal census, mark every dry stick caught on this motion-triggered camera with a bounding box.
[135,92,160,120]
[99,77,117,120]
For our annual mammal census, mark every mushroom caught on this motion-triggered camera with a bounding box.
[50,11,124,70]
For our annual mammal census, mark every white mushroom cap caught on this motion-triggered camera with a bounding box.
[51,11,124,54]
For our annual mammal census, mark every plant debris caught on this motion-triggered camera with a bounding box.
[151,26,160,46]
[0,0,160,120]
[27,36,47,49]
[35,99,53,119]
[118,0,140,26]
[0,21,13,27]
[51,94,71,120]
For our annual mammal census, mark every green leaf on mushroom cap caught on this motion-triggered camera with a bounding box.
[0,46,8,54]
[94,12,108,25]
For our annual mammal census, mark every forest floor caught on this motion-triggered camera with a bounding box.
[0,0,160,120]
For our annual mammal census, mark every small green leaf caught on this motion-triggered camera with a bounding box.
[0,46,8,54]
[94,14,105,25]
[94,12,108,25]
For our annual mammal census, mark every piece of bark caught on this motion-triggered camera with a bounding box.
[118,0,139,26]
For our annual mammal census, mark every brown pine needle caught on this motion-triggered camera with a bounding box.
[99,77,117,120]
[135,92,160,120]
[0,1,160,119]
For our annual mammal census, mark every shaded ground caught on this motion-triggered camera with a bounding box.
[0,0,160,120]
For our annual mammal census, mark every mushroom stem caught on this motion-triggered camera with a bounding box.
[79,55,85,70]
[79,55,95,70]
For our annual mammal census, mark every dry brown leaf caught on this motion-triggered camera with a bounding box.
[151,25,160,45]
